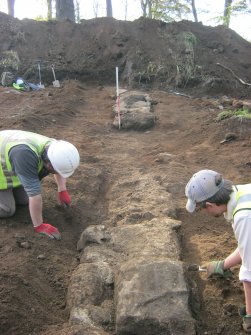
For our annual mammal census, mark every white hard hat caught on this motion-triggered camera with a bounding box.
[47,140,80,178]
[16,78,24,85]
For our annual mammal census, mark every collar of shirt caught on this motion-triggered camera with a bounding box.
[224,186,237,222]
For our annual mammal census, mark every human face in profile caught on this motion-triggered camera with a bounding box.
[199,202,227,217]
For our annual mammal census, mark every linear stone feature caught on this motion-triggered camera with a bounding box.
[113,91,155,130]
[116,258,196,335]
[112,220,196,335]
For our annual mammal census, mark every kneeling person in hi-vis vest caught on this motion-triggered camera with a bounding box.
[0,130,80,240]
[185,169,251,333]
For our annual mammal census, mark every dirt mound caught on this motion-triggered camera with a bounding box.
[0,12,251,97]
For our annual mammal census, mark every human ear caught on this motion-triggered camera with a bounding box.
[205,202,214,209]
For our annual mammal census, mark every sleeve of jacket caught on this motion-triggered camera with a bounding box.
[9,144,42,196]
[233,211,251,282]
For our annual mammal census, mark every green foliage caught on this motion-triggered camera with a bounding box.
[34,15,47,21]
[147,0,191,22]
[216,108,251,121]
[216,110,233,121]
[0,50,20,71]
[235,109,251,118]
[146,61,158,74]
[218,0,251,26]
[172,31,197,87]
[231,0,251,14]
[136,60,163,83]
[183,31,197,45]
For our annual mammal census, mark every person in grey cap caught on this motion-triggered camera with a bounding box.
[185,169,251,333]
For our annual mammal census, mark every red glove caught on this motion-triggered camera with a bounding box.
[58,190,71,207]
[35,223,61,240]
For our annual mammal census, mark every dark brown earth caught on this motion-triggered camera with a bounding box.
[0,12,251,97]
[0,11,251,335]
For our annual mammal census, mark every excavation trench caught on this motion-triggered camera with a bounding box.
[66,167,196,335]
[51,90,198,335]
[0,83,246,335]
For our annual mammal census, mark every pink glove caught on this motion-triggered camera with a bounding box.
[58,190,71,207]
[35,223,61,240]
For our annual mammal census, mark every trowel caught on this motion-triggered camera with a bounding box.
[187,264,207,272]
[51,64,60,87]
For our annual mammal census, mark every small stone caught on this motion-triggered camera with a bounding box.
[155,152,174,163]
[14,233,26,240]
[220,132,237,144]
[20,241,31,249]
[232,99,243,109]
[37,254,46,260]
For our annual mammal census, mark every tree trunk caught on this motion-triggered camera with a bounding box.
[141,0,152,18]
[47,0,52,20]
[56,0,75,21]
[223,0,233,27]
[106,0,113,17]
[148,0,152,18]
[93,0,99,18]
[141,0,147,17]
[124,0,128,20]
[75,0,80,23]
[7,0,15,17]
[191,0,198,22]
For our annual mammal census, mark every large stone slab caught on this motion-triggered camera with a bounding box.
[113,90,155,130]
[67,262,114,328]
[116,258,196,335]
[110,219,181,259]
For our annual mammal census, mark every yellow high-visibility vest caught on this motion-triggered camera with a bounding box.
[233,184,251,218]
[0,130,53,189]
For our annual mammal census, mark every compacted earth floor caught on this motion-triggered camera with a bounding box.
[0,81,251,335]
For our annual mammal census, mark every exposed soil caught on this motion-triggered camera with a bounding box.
[0,12,251,335]
[0,12,251,97]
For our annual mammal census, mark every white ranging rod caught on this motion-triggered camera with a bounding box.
[116,67,121,129]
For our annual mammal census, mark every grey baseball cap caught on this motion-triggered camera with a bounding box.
[185,169,224,213]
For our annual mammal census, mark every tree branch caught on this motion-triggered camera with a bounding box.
[216,62,251,86]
